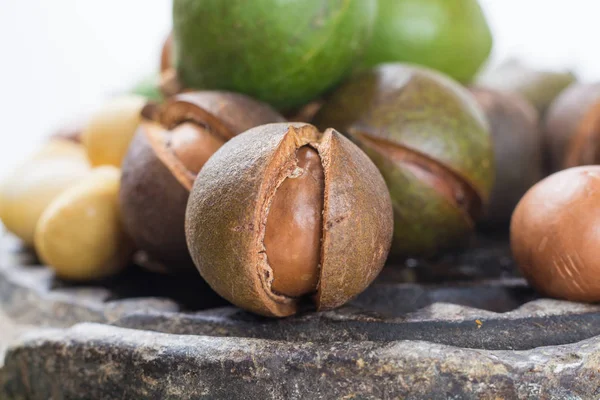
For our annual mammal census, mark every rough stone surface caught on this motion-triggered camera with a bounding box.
[2,234,600,398]
[3,324,600,399]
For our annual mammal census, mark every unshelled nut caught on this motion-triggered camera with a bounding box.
[0,140,91,246]
[314,64,494,257]
[172,0,376,109]
[511,166,600,302]
[185,122,393,317]
[82,95,147,167]
[470,87,543,226]
[119,91,284,274]
[544,83,600,172]
[35,166,132,281]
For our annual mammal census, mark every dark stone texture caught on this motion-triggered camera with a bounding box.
[2,234,600,398]
[3,324,600,400]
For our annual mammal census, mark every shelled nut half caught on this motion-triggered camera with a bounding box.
[35,166,133,281]
[545,83,600,172]
[0,140,91,246]
[314,64,494,257]
[185,123,394,317]
[82,95,148,167]
[470,87,543,226]
[511,166,600,302]
[120,91,284,274]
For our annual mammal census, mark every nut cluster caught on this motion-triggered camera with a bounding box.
[8,1,600,318]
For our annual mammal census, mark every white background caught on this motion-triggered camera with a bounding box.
[0,0,598,174]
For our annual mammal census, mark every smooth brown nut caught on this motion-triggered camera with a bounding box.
[185,123,394,317]
[265,146,324,297]
[82,95,147,167]
[0,140,91,246]
[35,166,133,281]
[511,166,600,302]
[120,91,285,274]
[470,87,543,226]
[544,83,600,173]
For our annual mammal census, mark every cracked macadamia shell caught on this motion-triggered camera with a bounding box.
[185,123,393,317]
[511,166,600,302]
[120,91,284,274]
[314,64,494,257]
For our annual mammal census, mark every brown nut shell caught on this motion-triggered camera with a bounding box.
[120,92,284,274]
[185,123,393,317]
[545,83,600,172]
[511,166,600,302]
[470,87,543,226]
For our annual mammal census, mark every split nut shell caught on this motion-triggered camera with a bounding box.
[119,91,284,274]
[185,123,394,317]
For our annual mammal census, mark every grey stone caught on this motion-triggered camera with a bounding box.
[2,323,600,399]
[2,234,600,399]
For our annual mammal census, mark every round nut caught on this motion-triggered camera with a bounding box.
[35,166,133,281]
[0,140,91,246]
[120,91,285,274]
[173,0,377,110]
[511,166,600,302]
[185,122,394,317]
[314,64,494,257]
[545,83,600,172]
[82,95,147,167]
[470,87,543,226]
